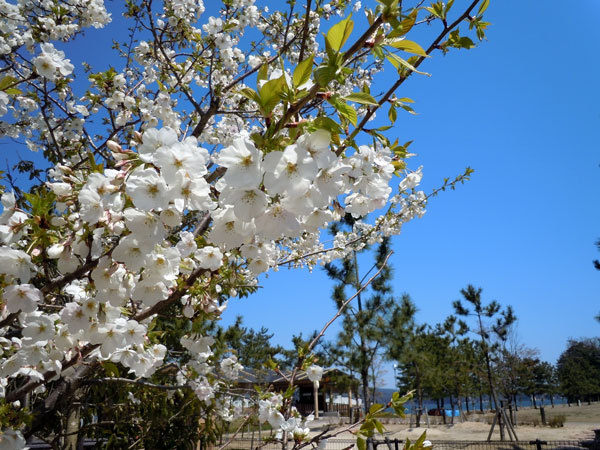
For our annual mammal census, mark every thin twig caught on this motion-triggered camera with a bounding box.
[218,414,254,450]
[307,251,393,353]
[88,378,191,391]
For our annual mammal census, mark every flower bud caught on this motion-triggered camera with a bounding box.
[106,140,122,152]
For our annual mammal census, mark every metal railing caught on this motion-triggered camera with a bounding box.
[207,438,599,450]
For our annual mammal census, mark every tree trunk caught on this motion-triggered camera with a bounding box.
[441,397,446,424]
[477,312,504,440]
[361,368,370,414]
[348,388,353,422]
[457,396,464,423]
[64,402,81,450]
[415,367,422,428]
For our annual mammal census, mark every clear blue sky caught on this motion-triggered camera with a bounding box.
[2,1,599,389]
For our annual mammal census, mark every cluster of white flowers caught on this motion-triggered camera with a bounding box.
[0,122,424,441]
[0,0,439,442]
[259,393,315,439]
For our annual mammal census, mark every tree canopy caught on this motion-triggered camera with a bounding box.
[557,338,600,403]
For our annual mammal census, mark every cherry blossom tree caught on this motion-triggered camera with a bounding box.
[0,0,490,447]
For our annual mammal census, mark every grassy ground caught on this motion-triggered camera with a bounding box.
[501,401,600,424]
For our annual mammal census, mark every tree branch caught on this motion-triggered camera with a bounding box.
[339,0,483,153]
[307,251,392,354]
[88,378,191,391]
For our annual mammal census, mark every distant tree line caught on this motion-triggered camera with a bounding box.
[215,241,600,416]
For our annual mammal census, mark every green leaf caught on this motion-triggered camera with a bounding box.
[331,99,357,126]
[238,87,262,105]
[0,76,17,91]
[314,65,338,86]
[259,76,286,115]
[425,2,445,19]
[400,104,416,115]
[357,437,366,450]
[478,0,490,16]
[4,88,21,95]
[293,54,314,87]
[369,403,384,414]
[343,92,379,106]
[326,15,354,52]
[372,44,385,60]
[386,39,429,57]
[414,431,427,449]
[361,420,375,433]
[373,419,385,434]
[313,116,342,134]
[103,362,120,377]
[388,104,397,123]
[388,9,418,38]
[257,63,269,87]
[386,54,430,76]
[443,30,476,51]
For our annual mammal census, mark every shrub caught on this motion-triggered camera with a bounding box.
[548,414,566,428]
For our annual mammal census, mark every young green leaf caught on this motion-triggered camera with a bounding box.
[388,104,397,123]
[314,64,338,86]
[103,361,120,377]
[239,87,262,105]
[414,431,427,449]
[293,54,314,87]
[388,9,418,38]
[369,403,384,414]
[478,0,490,16]
[326,15,354,52]
[386,53,430,76]
[259,76,286,115]
[257,63,269,87]
[357,437,366,450]
[333,100,357,126]
[313,116,343,134]
[386,39,429,57]
[343,92,379,106]
[0,76,18,92]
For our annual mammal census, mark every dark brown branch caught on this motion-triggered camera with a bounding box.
[40,258,100,295]
[274,16,384,134]
[191,97,220,138]
[297,0,313,63]
[221,35,299,94]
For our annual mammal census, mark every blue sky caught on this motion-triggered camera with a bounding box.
[1,1,599,389]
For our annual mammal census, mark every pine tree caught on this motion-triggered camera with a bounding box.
[323,220,396,412]
[453,285,515,438]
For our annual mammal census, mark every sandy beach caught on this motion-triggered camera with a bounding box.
[307,403,600,442]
